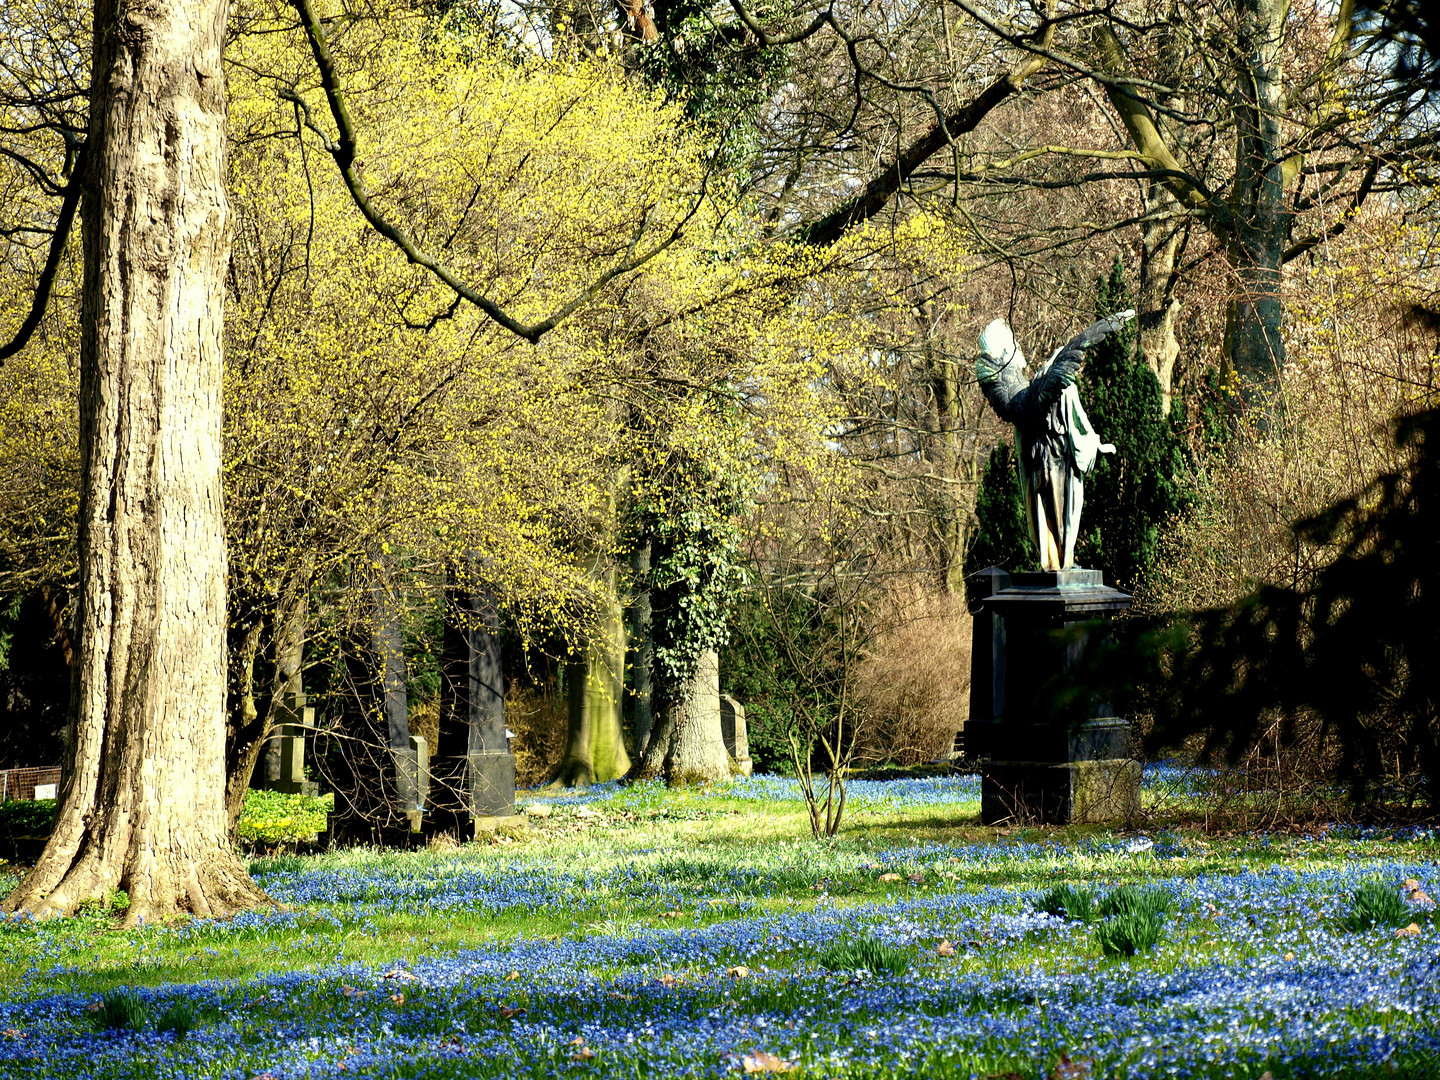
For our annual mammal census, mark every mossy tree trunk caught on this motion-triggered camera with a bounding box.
[554,565,631,786]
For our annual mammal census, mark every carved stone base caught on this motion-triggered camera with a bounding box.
[981,758,1140,826]
[470,751,516,819]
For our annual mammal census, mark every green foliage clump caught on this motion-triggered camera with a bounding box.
[721,590,816,774]
[965,441,1037,575]
[1094,911,1165,957]
[1339,878,1410,932]
[91,987,146,1031]
[1037,883,1097,922]
[1075,257,1190,593]
[235,789,333,847]
[1087,884,1173,957]
[1096,883,1175,921]
[815,936,911,976]
[154,998,222,1038]
[0,798,57,838]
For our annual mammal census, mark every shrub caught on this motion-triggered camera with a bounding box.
[91,987,146,1031]
[1094,911,1165,957]
[154,998,221,1038]
[1097,884,1174,921]
[1339,878,1409,932]
[1038,884,1097,922]
[815,937,910,976]
[235,789,333,848]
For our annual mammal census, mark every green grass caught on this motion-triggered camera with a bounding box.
[3,778,1440,1079]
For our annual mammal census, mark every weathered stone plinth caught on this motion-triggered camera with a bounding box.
[967,567,1140,826]
[470,750,516,818]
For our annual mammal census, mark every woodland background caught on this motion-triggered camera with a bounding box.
[1,0,1437,815]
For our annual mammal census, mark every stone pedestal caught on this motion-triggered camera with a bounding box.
[469,751,516,817]
[720,695,753,777]
[967,568,1139,826]
[274,704,320,797]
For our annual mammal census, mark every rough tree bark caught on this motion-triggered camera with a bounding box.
[634,648,731,785]
[627,541,654,758]
[3,0,267,922]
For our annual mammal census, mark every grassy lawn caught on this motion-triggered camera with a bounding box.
[1,774,1437,1079]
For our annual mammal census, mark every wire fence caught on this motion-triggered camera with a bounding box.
[0,767,61,802]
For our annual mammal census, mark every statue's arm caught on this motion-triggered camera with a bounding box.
[975,353,1028,422]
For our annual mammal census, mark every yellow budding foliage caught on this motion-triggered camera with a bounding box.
[1,0,973,657]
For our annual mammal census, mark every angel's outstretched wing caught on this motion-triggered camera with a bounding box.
[1023,311,1135,417]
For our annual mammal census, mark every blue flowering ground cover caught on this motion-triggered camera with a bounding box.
[1,775,1437,1079]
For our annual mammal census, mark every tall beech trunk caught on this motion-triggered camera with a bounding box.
[554,566,630,786]
[634,649,730,785]
[3,0,266,921]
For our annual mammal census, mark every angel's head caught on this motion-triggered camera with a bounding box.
[979,318,1025,371]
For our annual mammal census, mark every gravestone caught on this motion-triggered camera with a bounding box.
[720,695,753,776]
[964,567,1140,825]
[437,577,517,836]
[274,699,320,797]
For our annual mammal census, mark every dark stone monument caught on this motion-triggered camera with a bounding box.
[965,567,1140,825]
[437,577,517,837]
[374,583,424,833]
[720,695,753,776]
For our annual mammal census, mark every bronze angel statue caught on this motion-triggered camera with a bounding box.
[975,311,1135,571]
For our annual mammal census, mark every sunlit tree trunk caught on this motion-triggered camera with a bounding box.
[635,648,729,784]
[3,0,266,922]
[628,541,655,758]
[554,565,631,786]
[1223,0,1291,402]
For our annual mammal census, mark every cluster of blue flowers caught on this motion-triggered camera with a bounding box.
[4,822,1438,1079]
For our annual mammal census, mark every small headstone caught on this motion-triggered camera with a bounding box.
[275,705,320,796]
[720,695,753,777]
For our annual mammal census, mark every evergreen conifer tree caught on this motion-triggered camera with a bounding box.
[1075,258,1189,592]
[964,441,1038,575]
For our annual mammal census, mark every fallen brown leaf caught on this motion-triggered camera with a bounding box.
[506,970,522,981]
[388,994,405,1006]
[740,1051,794,1074]
[878,872,902,882]
[907,872,925,884]
[727,966,751,978]
[1396,922,1422,938]
[573,1046,596,1061]
[497,1006,526,1020]
[936,940,956,957]
[1049,1052,1093,1080]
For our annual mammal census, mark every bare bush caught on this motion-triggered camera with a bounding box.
[850,592,971,766]
[506,687,567,789]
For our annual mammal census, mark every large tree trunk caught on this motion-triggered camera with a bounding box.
[1139,184,1185,414]
[634,649,731,785]
[554,566,630,786]
[1224,0,1291,407]
[3,0,266,922]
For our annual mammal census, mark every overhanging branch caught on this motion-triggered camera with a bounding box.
[0,145,83,365]
[287,0,689,345]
